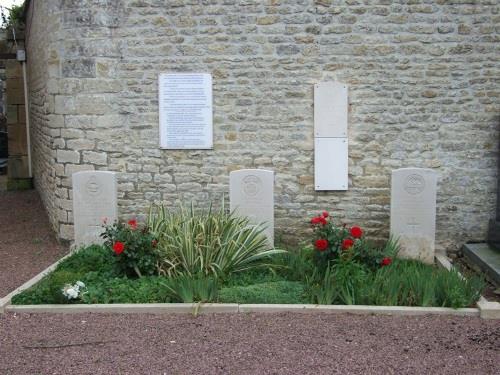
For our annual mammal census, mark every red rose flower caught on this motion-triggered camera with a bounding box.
[152,239,158,248]
[112,241,125,255]
[128,219,138,230]
[311,216,322,225]
[322,211,329,218]
[315,239,329,251]
[381,257,392,267]
[341,238,354,250]
[311,216,327,226]
[350,226,363,239]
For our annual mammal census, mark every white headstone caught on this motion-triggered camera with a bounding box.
[230,169,274,245]
[72,171,118,247]
[390,168,438,264]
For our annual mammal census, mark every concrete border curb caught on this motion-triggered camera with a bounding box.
[477,298,500,319]
[4,303,479,317]
[238,304,479,316]
[5,303,239,314]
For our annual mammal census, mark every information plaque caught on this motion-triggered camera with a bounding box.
[159,73,213,149]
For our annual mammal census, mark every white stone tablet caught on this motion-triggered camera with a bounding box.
[72,171,118,247]
[390,168,438,264]
[159,73,213,149]
[314,81,348,138]
[229,169,274,246]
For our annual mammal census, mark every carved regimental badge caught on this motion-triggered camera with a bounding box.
[242,175,262,197]
[404,174,425,195]
[85,176,101,197]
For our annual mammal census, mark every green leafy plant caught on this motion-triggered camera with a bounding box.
[306,259,368,305]
[331,259,368,305]
[275,246,316,282]
[357,259,485,308]
[162,274,219,303]
[148,203,285,278]
[80,274,173,304]
[309,211,396,272]
[306,266,337,305]
[101,219,159,278]
[219,281,307,304]
[11,270,84,305]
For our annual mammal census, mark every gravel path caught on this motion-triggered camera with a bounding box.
[0,190,68,297]
[0,312,498,374]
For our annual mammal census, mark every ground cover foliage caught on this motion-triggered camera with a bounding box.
[12,208,485,308]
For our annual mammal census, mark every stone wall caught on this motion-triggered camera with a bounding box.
[26,0,499,253]
[25,0,65,231]
[5,59,29,182]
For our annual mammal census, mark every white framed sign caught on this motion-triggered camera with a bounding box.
[159,73,213,149]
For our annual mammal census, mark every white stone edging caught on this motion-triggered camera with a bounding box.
[4,303,480,317]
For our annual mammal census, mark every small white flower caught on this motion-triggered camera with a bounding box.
[62,281,87,300]
[66,288,78,299]
[76,281,85,288]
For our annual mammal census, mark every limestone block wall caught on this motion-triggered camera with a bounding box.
[5,59,29,181]
[26,0,69,232]
[26,0,499,253]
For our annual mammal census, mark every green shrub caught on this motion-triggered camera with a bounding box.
[12,270,85,305]
[219,281,307,304]
[81,275,172,304]
[306,266,337,305]
[306,259,368,305]
[358,259,485,308]
[162,275,219,303]
[148,203,285,278]
[220,267,285,287]
[330,259,368,305]
[12,246,117,305]
[57,245,119,275]
[101,219,159,278]
[275,247,316,282]
[309,210,397,272]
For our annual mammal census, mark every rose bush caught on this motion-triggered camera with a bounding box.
[310,211,394,271]
[101,219,159,278]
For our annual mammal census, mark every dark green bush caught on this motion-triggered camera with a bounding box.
[101,220,159,278]
[12,246,117,305]
[162,275,219,303]
[12,270,85,305]
[81,275,172,304]
[358,259,485,308]
[219,281,307,304]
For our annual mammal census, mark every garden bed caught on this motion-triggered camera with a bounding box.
[3,208,495,317]
[8,245,485,310]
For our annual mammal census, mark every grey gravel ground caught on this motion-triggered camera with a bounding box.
[0,312,499,374]
[0,190,68,297]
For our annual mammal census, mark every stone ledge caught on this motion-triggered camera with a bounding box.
[3,303,480,317]
[477,299,500,320]
[5,303,239,314]
[463,243,500,286]
[238,304,479,316]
